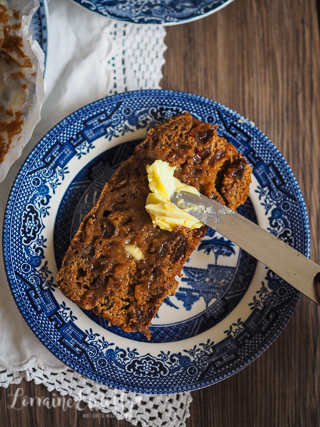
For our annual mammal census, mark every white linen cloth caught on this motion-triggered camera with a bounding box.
[0,1,193,425]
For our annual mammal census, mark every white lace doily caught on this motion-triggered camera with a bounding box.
[0,1,193,426]
[107,21,166,94]
[0,364,192,426]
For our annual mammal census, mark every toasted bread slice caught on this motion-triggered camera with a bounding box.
[56,113,252,339]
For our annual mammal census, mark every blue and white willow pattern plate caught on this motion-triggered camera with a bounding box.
[71,0,234,25]
[3,90,309,394]
[31,0,48,67]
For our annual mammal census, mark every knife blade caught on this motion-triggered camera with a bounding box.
[171,190,320,305]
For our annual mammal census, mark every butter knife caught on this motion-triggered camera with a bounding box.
[171,190,320,305]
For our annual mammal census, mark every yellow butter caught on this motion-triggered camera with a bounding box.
[146,159,177,200]
[145,160,204,231]
[124,244,144,260]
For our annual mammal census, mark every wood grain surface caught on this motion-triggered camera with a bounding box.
[1,0,319,426]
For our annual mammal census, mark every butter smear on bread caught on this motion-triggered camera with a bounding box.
[145,160,204,231]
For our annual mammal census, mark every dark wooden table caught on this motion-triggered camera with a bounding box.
[1,0,319,425]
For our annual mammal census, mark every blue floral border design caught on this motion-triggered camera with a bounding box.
[71,0,233,25]
[3,90,309,393]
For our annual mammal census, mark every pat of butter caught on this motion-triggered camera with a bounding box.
[145,160,204,231]
[125,244,144,260]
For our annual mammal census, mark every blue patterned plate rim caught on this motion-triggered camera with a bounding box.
[3,89,309,394]
[31,0,48,69]
[71,0,234,25]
